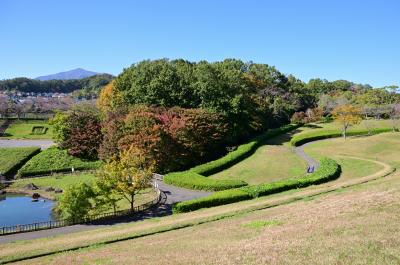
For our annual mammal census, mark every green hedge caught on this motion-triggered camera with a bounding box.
[17,147,102,178]
[290,128,392,146]
[164,124,300,191]
[173,158,341,213]
[165,171,247,191]
[0,147,41,178]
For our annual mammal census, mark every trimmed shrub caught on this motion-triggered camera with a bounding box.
[164,124,300,191]
[17,147,102,178]
[165,171,247,191]
[0,147,41,178]
[172,189,252,213]
[190,124,300,176]
[290,127,392,146]
[173,158,341,213]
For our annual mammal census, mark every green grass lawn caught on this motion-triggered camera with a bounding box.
[0,147,40,177]
[210,145,307,185]
[17,147,102,177]
[302,132,400,180]
[292,119,393,140]
[304,132,400,169]
[2,120,53,139]
[9,173,157,211]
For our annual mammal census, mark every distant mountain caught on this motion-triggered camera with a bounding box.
[35,68,100,81]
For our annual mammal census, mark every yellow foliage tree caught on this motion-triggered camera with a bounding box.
[97,146,155,212]
[97,81,123,113]
[332,104,362,139]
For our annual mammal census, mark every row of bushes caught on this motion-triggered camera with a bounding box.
[17,147,102,178]
[0,147,41,178]
[290,127,393,146]
[164,124,300,191]
[173,158,341,213]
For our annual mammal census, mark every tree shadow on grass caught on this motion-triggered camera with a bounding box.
[85,191,173,226]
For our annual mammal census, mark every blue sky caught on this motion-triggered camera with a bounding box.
[0,0,399,87]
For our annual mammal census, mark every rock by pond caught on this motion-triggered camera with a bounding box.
[24,183,39,190]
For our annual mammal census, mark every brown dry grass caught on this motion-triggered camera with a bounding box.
[0,155,394,264]
[16,171,400,265]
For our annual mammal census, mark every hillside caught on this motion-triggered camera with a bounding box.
[35,68,99,81]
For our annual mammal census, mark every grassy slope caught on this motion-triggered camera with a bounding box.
[209,134,307,185]
[1,124,398,263]
[2,120,53,139]
[0,139,395,263]
[17,148,102,177]
[305,132,400,169]
[0,147,40,177]
[12,168,400,265]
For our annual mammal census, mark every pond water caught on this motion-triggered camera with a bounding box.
[0,193,56,227]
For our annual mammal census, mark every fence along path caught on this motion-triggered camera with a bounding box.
[0,181,162,236]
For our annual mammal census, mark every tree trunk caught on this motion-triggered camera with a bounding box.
[130,194,134,212]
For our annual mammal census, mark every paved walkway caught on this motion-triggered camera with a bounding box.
[0,138,319,243]
[294,142,320,170]
[0,179,211,243]
[0,139,54,149]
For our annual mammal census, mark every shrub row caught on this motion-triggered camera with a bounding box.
[0,147,41,178]
[164,171,248,191]
[164,124,300,191]
[173,158,341,213]
[290,127,392,146]
[17,147,102,178]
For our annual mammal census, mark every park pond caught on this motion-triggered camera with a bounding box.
[0,193,56,227]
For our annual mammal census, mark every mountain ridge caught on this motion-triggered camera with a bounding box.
[35,68,100,81]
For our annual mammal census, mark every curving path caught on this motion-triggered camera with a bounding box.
[294,142,320,170]
[0,139,54,150]
[0,179,211,243]
[0,137,390,243]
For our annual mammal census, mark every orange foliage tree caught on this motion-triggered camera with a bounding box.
[332,104,362,139]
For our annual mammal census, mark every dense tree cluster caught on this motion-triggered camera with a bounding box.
[0,74,113,94]
[106,59,315,142]
[51,104,103,160]
[51,58,399,174]
[99,106,228,173]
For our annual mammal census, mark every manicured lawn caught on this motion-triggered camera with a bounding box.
[304,132,400,169]
[290,120,392,144]
[9,173,157,210]
[2,120,53,139]
[209,145,307,185]
[10,173,96,193]
[0,147,40,177]
[17,147,102,177]
[7,166,399,265]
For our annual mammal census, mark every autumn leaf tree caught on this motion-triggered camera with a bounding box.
[332,104,362,139]
[96,146,155,212]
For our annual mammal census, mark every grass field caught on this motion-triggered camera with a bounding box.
[209,129,307,185]
[3,162,398,264]
[304,132,400,169]
[17,147,102,177]
[1,123,398,264]
[8,173,157,211]
[2,120,53,139]
[0,147,40,177]
[26,175,400,265]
